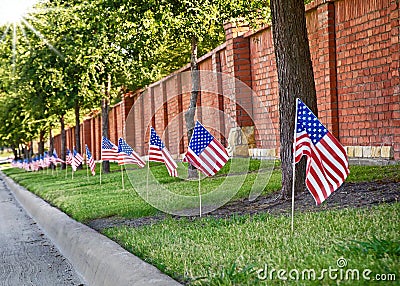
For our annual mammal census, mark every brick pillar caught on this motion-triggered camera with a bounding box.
[224,21,253,127]
[90,118,96,159]
[390,0,400,159]
[83,120,91,150]
[212,51,226,145]
[316,1,339,138]
[176,74,185,154]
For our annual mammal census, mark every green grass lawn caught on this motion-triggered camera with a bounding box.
[104,204,399,285]
[2,161,399,285]
[2,159,282,221]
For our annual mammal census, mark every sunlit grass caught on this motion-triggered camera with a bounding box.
[104,204,400,285]
[2,162,399,222]
[2,161,399,285]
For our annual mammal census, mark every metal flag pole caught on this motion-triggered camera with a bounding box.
[198,171,202,218]
[146,160,150,201]
[291,98,299,233]
[121,165,125,191]
[100,161,102,186]
[146,131,151,201]
[65,163,68,179]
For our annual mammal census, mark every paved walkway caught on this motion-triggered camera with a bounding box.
[0,177,84,286]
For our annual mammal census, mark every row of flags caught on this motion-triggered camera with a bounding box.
[12,123,230,179]
[11,99,349,206]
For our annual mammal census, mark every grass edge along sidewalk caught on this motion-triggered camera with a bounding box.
[2,162,400,285]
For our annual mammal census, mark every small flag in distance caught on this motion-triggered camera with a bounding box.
[148,127,178,177]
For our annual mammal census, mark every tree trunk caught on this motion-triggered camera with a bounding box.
[184,35,200,179]
[49,128,54,155]
[11,145,18,160]
[74,99,82,169]
[38,129,45,156]
[60,115,66,169]
[29,141,33,158]
[49,128,55,169]
[23,146,28,160]
[102,74,111,173]
[270,0,318,199]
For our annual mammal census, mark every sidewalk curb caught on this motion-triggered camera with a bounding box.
[1,172,181,286]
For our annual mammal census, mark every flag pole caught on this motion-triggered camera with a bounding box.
[121,165,125,191]
[146,160,150,201]
[291,98,299,233]
[198,171,202,217]
[86,161,89,181]
[65,164,68,179]
[100,160,102,186]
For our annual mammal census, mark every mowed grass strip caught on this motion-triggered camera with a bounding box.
[2,162,399,285]
[2,162,399,222]
[2,159,279,221]
[104,204,399,285]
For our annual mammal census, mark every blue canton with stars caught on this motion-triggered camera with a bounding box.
[189,121,214,156]
[296,99,328,145]
[118,138,133,155]
[102,137,116,149]
[150,127,165,150]
[86,145,92,159]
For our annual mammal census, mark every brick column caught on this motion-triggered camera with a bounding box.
[390,0,400,159]
[316,1,339,138]
[175,74,185,154]
[212,51,226,145]
[224,21,254,127]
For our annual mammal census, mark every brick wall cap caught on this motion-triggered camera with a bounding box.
[243,0,338,39]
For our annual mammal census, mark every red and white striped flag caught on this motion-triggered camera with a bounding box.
[148,127,178,177]
[71,148,83,171]
[66,149,73,165]
[101,136,119,161]
[183,121,229,177]
[118,138,145,167]
[294,98,349,205]
[85,145,96,176]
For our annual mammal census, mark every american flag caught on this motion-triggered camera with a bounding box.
[117,138,145,167]
[85,145,96,176]
[183,121,229,176]
[39,155,46,168]
[51,149,64,164]
[72,148,83,171]
[32,158,39,171]
[294,98,349,205]
[148,127,178,177]
[44,152,51,167]
[66,149,73,165]
[101,136,119,161]
[118,138,146,168]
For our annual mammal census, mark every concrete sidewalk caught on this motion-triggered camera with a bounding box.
[0,172,181,286]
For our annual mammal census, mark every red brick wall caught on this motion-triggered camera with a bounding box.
[335,0,399,157]
[53,0,399,160]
